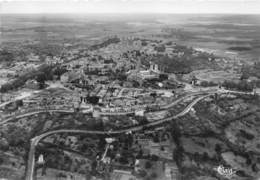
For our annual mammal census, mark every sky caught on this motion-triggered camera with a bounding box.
[0,0,260,14]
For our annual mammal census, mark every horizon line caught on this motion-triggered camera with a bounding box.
[1,12,260,15]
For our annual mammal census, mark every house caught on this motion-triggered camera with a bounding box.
[135,109,145,116]
[111,169,136,180]
[60,73,69,82]
[85,63,114,75]
[79,102,93,113]
[191,76,198,85]
[139,70,158,80]
[150,62,165,73]
[165,162,179,180]
[247,76,258,83]
[60,71,81,83]
[27,53,40,62]
[145,111,168,121]
[25,79,40,89]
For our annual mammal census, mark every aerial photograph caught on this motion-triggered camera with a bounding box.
[0,0,260,180]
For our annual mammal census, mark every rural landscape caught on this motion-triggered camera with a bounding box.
[0,7,260,180]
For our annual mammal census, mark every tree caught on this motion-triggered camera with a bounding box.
[141,41,148,46]
[0,49,14,62]
[0,157,3,165]
[137,150,143,158]
[85,169,92,180]
[152,134,159,143]
[0,138,9,151]
[202,152,209,161]
[150,92,157,99]
[150,155,159,161]
[151,172,158,179]
[240,73,250,80]
[200,81,217,87]
[119,156,129,164]
[214,93,218,104]
[86,96,99,105]
[138,170,147,178]
[171,121,181,146]
[16,99,23,107]
[152,55,192,74]
[116,73,127,81]
[173,147,184,166]
[0,64,55,93]
[215,144,222,154]
[222,80,253,92]
[159,74,168,81]
[145,161,152,169]
[138,116,149,125]
[252,163,259,172]
[193,152,200,162]
[166,41,172,46]
[5,125,29,147]
[155,45,166,52]
[53,66,67,77]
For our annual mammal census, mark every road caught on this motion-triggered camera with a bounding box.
[0,89,252,128]
[25,88,258,180]
[0,88,252,179]
[0,90,212,126]
[0,91,38,108]
[0,109,75,126]
[25,94,212,180]
[1,86,253,126]
[0,82,72,108]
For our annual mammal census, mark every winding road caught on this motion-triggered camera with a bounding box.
[25,93,214,180]
[0,90,217,126]
[0,109,75,126]
[0,87,254,180]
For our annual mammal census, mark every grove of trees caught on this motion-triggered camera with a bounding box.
[222,80,254,92]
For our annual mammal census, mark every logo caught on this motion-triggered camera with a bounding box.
[214,165,237,179]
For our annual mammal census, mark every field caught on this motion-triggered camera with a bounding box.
[183,69,241,84]
[0,14,161,46]
[1,14,260,64]
[1,14,259,91]
[159,14,260,63]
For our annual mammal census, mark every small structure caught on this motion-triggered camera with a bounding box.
[37,154,45,165]
[25,79,40,89]
[80,102,92,113]
[191,76,198,86]
[93,109,101,118]
[135,109,145,116]
[150,62,165,73]
[111,169,136,180]
[165,162,179,180]
[60,71,81,83]
[139,70,158,80]
[27,53,40,62]
[105,138,115,144]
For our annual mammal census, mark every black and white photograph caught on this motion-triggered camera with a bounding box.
[0,0,260,179]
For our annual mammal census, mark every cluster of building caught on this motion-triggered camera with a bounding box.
[38,127,180,180]
[0,36,192,180]
[95,129,180,180]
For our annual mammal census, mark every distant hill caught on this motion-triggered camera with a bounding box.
[151,52,220,74]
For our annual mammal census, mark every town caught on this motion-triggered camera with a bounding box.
[1,13,260,180]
